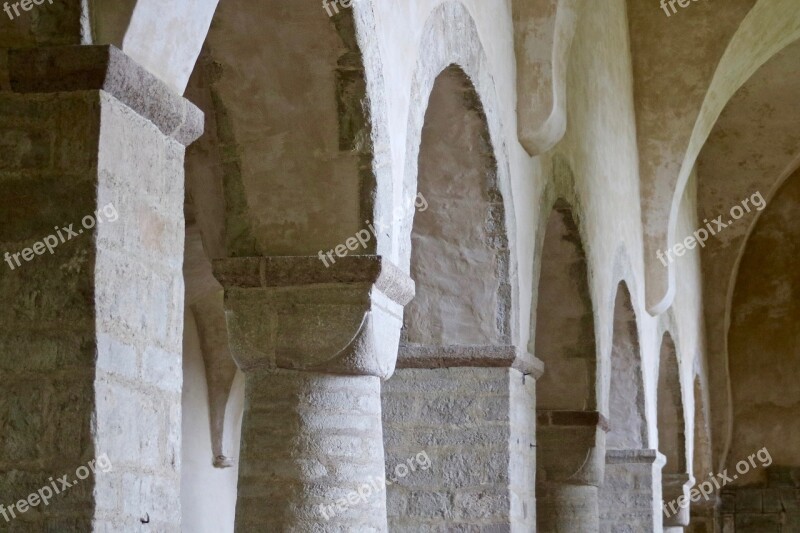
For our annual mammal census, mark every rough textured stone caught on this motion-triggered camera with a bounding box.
[9,45,203,146]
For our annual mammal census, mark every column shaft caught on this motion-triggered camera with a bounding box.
[382,346,540,531]
[213,255,413,532]
[599,449,665,533]
[236,369,387,531]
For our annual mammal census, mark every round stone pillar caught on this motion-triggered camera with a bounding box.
[214,256,414,532]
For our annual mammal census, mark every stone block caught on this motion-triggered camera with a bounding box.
[0,381,46,463]
[141,346,181,394]
[735,488,763,513]
[762,488,783,513]
[406,490,452,519]
[734,512,781,532]
[780,488,800,511]
[453,489,509,520]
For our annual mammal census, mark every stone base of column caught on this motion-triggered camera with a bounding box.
[236,369,387,531]
[382,345,541,531]
[599,449,665,533]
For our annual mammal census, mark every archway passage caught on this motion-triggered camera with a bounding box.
[382,65,531,531]
[535,200,604,532]
[720,170,800,528]
[599,282,659,532]
[658,332,690,530]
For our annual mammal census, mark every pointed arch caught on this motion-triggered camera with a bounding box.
[607,281,646,450]
[402,64,510,346]
[535,198,604,532]
[658,332,686,474]
[535,198,596,411]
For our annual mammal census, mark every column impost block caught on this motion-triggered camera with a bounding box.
[396,343,544,376]
[8,44,203,146]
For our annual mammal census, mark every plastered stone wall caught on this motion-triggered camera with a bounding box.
[0,0,740,528]
[200,0,373,257]
[180,311,242,533]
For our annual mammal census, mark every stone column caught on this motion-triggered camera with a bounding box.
[0,45,202,530]
[213,256,413,532]
[599,449,665,533]
[536,410,608,532]
[381,345,542,531]
[663,472,693,531]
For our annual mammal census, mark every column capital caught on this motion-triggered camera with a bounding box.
[537,410,609,487]
[663,472,694,527]
[8,45,203,146]
[212,255,414,379]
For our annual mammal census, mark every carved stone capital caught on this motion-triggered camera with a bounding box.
[663,472,693,527]
[213,255,414,379]
[8,45,204,146]
[536,410,609,487]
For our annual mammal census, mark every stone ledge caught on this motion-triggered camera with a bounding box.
[8,45,203,146]
[537,409,610,432]
[606,448,665,465]
[213,255,415,306]
[396,343,544,376]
